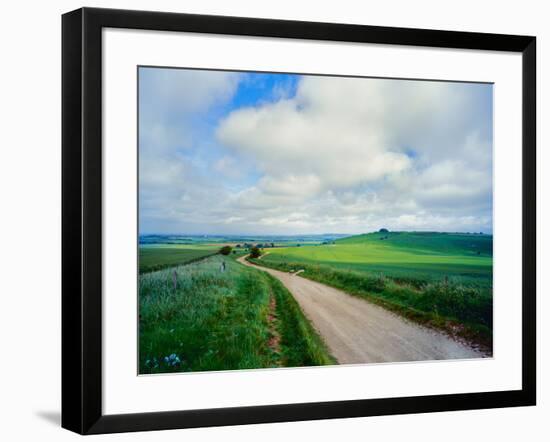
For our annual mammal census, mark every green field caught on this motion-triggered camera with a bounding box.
[254,232,493,349]
[139,255,334,373]
[139,231,494,370]
[263,231,492,287]
[139,245,218,274]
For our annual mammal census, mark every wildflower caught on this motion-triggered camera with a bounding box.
[164,353,181,367]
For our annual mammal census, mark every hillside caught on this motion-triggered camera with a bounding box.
[336,231,493,257]
[263,231,493,287]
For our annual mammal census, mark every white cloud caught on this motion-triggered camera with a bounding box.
[213,75,492,233]
[139,68,239,155]
[140,68,239,115]
[138,68,242,233]
[139,69,492,234]
[216,79,414,191]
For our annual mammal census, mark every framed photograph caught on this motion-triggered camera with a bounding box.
[62,7,536,434]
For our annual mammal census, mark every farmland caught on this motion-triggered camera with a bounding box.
[138,233,347,274]
[261,231,492,287]
[139,245,219,274]
[139,254,334,374]
[138,231,493,372]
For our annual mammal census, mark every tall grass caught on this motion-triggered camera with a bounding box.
[139,255,334,373]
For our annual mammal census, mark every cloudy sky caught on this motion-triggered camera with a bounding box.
[139,67,493,235]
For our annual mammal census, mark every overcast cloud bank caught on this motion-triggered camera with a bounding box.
[139,68,492,235]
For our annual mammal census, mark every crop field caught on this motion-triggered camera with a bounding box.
[139,255,334,374]
[139,245,218,274]
[262,232,492,287]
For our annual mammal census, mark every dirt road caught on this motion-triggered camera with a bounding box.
[237,255,482,364]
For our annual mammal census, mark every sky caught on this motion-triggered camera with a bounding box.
[138,67,493,235]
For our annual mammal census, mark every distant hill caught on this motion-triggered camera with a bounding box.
[336,231,493,257]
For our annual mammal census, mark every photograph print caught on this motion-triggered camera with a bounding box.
[138,67,493,375]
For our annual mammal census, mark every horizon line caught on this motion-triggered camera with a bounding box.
[139,230,492,236]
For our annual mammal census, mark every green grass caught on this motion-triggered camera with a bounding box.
[139,255,334,374]
[139,245,218,274]
[338,231,492,255]
[264,231,492,287]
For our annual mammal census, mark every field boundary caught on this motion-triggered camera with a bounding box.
[139,250,219,274]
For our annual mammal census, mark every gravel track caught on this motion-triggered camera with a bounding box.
[238,255,483,364]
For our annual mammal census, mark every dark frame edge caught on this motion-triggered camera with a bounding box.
[62,7,104,434]
[61,6,537,435]
[85,390,531,435]
[61,8,85,435]
[81,6,534,51]
[521,37,537,406]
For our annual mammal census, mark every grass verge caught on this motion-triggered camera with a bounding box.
[139,255,334,373]
[266,272,336,367]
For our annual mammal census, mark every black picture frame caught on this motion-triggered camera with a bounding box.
[62,7,536,435]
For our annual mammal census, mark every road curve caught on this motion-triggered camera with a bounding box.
[237,255,483,364]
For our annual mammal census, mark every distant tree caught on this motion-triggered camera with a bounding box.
[219,245,232,256]
[270,242,275,248]
[379,228,389,233]
[236,244,242,248]
[250,246,261,259]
